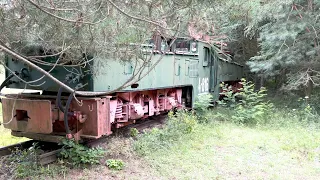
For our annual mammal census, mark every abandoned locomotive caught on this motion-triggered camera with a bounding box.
[1,37,243,142]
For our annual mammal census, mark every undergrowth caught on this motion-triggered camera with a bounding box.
[0,139,109,179]
[134,110,199,156]
[134,78,320,159]
[132,79,320,179]
[58,138,106,167]
[217,78,274,125]
[215,79,320,128]
[0,142,68,179]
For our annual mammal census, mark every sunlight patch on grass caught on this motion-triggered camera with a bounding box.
[0,104,29,147]
[139,122,320,179]
[0,123,29,147]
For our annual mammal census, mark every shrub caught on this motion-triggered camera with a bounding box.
[217,82,240,108]
[58,138,106,167]
[296,97,319,123]
[218,78,273,125]
[130,128,139,138]
[167,110,198,134]
[194,93,214,123]
[105,159,125,170]
[194,93,213,112]
[5,142,40,178]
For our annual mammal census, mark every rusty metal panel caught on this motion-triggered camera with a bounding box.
[97,97,112,136]
[71,99,99,137]
[70,97,112,139]
[2,98,52,134]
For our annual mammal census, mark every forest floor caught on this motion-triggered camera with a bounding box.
[1,118,320,180]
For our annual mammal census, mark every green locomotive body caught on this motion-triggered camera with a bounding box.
[1,37,243,142]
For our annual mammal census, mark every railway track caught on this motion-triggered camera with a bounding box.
[0,140,62,165]
[0,114,167,165]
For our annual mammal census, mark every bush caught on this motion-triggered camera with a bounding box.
[167,110,198,134]
[130,128,139,138]
[194,93,213,112]
[58,138,106,167]
[218,78,273,125]
[105,159,125,170]
[194,93,214,123]
[296,97,319,124]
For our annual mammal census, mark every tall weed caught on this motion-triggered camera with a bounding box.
[0,143,67,179]
[194,93,213,112]
[218,78,273,125]
[194,93,214,123]
[215,78,320,128]
[58,138,106,167]
[134,110,198,156]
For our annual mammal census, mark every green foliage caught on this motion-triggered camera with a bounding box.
[194,93,213,112]
[215,78,320,127]
[267,92,320,125]
[217,82,240,108]
[247,0,320,90]
[194,93,214,123]
[5,142,40,178]
[1,142,67,179]
[58,138,106,167]
[218,79,273,125]
[130,128,139,138]
[134,110,198,156]
[194,93,219,123]
[296,97,319,123]
[167,110,198,134]
[105,159,125,170]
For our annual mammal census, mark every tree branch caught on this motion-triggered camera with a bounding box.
[106,0,166,29]
[27,0,96,25]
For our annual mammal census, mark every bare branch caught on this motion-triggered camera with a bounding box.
[106,0,166,29]
[27,0,96,25]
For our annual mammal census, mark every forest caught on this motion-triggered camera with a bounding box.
[1,0,320,179]
[1,0,319,97]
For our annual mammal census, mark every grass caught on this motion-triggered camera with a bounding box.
[1,98,320,179]
[0,126,28,147]
[133,109,320,180]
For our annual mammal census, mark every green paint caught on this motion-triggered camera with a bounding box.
[5,40,243,105]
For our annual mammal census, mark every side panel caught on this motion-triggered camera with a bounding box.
[70,97,112,138]
[93,54,196,92]
[5,56,93,92]
[206,47,244,101]
[93,43,215,107]
[218,61,243,82]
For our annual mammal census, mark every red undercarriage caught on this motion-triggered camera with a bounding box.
[2,88,184,142]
